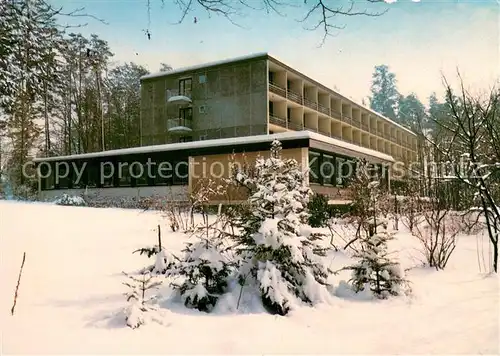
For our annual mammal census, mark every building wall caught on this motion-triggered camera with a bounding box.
[189,148,308,204]
[140,59,268,146]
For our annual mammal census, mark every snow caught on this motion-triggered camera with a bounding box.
[140,52,269,80]
[166,95,192,104]
[33,130,394,163]
[0,200,498,354]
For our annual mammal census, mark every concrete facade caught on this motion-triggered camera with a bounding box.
[140,56,268,145]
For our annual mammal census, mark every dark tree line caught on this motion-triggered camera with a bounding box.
[0,0,169,191]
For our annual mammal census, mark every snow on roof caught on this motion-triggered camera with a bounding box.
[140,52,269,80]
[33,131,394,163]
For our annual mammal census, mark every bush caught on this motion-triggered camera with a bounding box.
[54,194,87,207]
[307,193,330,227]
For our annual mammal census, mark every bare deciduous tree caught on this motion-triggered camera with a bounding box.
[426,74,500,272]
[149,0,389,45]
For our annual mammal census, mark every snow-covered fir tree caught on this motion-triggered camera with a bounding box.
[231,140,331,315]
[168,219,234,312]
[123,271,162,329]
[345,163,409,298]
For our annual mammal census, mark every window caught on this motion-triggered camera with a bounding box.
[179,107,193,127]
[269,101,274,116]
[41,163,54,190]
[309,151,321,184]
[179,136,192,143]
[155,159,173,186]
[57,163,70,189]
[199,74,207,84]
[199,135,207,141]
[118,163,132,187]
[336,157,347,187]
[72,161,85,188]
[199,105,206,114]
[287,108,291,120]
[322,154,335,185]
[287,80,291,90]
[101,162,114,187]
[179,78,192,96]
[130,162,148,187]
[173,160,188,185]
[87,162,98,188]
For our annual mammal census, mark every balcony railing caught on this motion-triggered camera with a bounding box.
[303,97,318,111]
[265,81,414,156]
[288,121,304,131]
[166,89,192,104]
[269,82,286,97]
[318,104,330,116]
[269,115,287,128]
[331,109,342,119]
[319,129,330,137]
[167,117,193,131]
[342,115,352,125]
[269,115,306,132]
[287,90,303,105]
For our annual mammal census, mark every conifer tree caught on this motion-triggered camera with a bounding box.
[232,140,330,315]
[345,161,409,298]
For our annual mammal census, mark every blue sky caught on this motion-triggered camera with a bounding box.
[55,0,498,104]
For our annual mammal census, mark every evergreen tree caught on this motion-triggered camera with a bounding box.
[232,140,330,315]
[105,62,149,149]
[344,162,409,298]
[369,65,399,121]
[397,93,426,131]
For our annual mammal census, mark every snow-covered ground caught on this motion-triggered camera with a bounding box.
[0,200,498,354]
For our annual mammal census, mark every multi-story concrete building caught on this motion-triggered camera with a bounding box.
[34,53,418,204]
[139,53,417,163]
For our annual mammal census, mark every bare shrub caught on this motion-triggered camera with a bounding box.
[459,209,484,236]
[414,209,462,270]
[164,202,191,232]
[343,160,391,251]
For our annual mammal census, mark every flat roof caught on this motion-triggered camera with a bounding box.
[141,52,416,137]
[33,131,394,163]
[140,52,269,80]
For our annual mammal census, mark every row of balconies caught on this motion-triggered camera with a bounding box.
[269,81,416,149]
[269,114,417,159]
[269,107,417,151]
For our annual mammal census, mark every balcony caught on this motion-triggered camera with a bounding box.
[269,115,287,128]
[342,114,352,125]
[166,89,192,105]
[287,90,303,105]
[269,82,286,97]
[304,98,318,111]
[269,115,304,131]
[167,117,193,133]
[318,104,330,116]
[288,121,304,131]
[361,123,369,132]
[331,109,342,119]
[351,118,361,129]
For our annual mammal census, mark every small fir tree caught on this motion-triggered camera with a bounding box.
[344,164,409,298]
[169,218,234,312]
[231,140,331,315]
[123,271,163,329]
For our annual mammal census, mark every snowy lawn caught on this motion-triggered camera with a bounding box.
[0,200,498,354]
